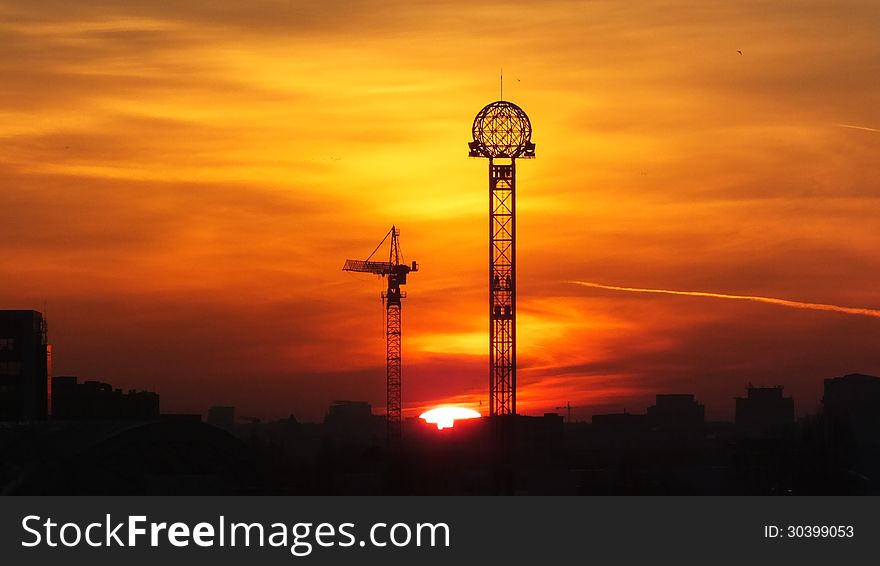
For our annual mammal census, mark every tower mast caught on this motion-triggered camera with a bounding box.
[468,100,536,416]
[384,227,404,442]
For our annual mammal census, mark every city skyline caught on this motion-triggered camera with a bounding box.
[2,0,880,422]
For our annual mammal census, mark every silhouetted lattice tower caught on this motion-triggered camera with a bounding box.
[468,101,535,416]
[343,227,418,444]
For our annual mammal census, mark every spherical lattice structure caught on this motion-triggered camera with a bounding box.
[470,101,533,159]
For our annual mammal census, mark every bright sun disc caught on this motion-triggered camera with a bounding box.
[419,407,481,430]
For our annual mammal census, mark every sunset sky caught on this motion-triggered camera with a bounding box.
[2,0,880,422]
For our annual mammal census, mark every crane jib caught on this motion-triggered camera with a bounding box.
[341,260,394,274]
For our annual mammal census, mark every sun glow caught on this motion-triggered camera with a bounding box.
[419,407,481,430]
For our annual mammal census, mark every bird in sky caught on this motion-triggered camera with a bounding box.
[737,50,743,55]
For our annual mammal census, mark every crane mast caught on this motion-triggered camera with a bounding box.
[342,226,418,444]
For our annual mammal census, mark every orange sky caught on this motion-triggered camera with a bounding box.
[2,0,880,421]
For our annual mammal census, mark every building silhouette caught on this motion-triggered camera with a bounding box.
[207,405,236,428]
[823,373,880,446]
[648,394,704,429]
[647,393,705,445]
[591,412,649,450]
[591,412,648,430]
[2,299,878,495]
[735,385,794,438]
[0,310,49,421]
[51,375,159,420]
[325,400,372,425]
[2,373,880,495]
[1,419,254,495]
[323,400,384,442]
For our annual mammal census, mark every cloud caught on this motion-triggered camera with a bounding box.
[3,0,880,420]
[837,123,880,134]
[570,280,880,319]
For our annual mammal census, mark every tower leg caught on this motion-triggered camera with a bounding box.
[489,160,516,416]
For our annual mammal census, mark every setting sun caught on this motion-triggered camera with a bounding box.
[419,407,481,430]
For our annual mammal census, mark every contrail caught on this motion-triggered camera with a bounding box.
[837,123,880,134]
[570,281,880,319]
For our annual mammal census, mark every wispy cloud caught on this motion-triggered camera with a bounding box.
[570,281,880,319]
[837,123,880,134]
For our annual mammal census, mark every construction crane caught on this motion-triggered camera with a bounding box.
[554,402,580,423]
[342,226,418,444]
